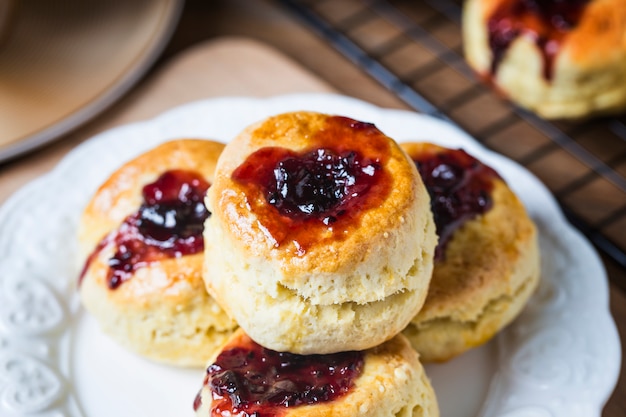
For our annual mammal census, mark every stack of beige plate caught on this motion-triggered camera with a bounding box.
[0,0,183,162]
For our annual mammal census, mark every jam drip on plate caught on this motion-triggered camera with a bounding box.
[201,334,363,417]
[488,0,591,80]
[79,169,211,289]
[232,116,392,255]
[412,148,501,259]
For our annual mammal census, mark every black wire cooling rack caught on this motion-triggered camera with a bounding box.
[279,0,626,286]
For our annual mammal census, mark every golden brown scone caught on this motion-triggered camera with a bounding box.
[204,111,437,354]
[401,142,540,362]
[78,139,237,367]
[464,0,626,119]
[194,329,439,417]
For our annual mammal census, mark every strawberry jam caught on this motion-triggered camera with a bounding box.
[411,148,501,259]
[202,334,363,417]
[231,116,391,255]
[79,169,210,289]
[487,0,590,80]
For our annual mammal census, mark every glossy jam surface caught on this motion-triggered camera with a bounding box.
[79,170,210,289]
[412,148,501,259]
[231,116,392,255]
[487,0,590,79]
[204,334,364,417]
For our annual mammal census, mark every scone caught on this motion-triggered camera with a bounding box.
[464,0,626,119]
[194,329,439,417]
[78,139,237,367]
[204,111,437,354]
[401,142,540,362]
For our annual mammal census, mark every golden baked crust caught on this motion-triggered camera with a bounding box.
[464,0,626,119]
[401,142,540,362]
[78,139,237,367]
[195,329,439,417]
[204,112,437,354]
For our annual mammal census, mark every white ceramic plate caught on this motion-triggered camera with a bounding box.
[0,94,620,417]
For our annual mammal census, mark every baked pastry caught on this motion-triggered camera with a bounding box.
[203,111,437,354]
[78,139,237,367]
[464,0,626,119]
[401,142,540,362]
[194,329,439,417]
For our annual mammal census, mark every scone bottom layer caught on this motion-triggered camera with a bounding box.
[194,332,363,416]
[79,169,210,289]
[408,145,500,259]
[488,0,590,80]
[231,115,391,256]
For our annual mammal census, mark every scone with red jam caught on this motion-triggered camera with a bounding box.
[194,329,439,417]
[204,112,437,354]
[78,139,237,367]
[464,0,626,119]
[401,142,540,362]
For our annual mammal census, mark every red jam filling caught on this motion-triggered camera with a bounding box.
[411,148,501,259]
[201,334,363,417]
[231,116,392,255]
[79,169,211,289]
[487,0,590,80]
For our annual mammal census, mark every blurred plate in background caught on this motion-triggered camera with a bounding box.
[0,0,183,162]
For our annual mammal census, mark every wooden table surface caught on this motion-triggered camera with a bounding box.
[0,0,623,416]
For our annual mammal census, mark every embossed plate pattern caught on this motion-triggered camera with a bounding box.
[0,94,620,417]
